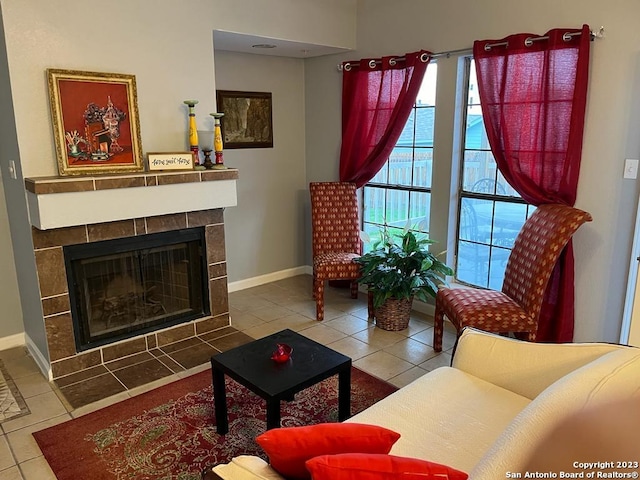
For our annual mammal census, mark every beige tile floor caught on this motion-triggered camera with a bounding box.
[0,274,456,479]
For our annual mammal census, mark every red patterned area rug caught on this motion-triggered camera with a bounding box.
[33,367,397,480]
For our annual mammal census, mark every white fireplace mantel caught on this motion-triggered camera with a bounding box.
[25,169,238,230]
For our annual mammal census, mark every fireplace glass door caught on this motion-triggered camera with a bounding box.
[65,229,209,351]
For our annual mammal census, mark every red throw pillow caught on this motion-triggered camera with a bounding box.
[255,423,401,480]
[305,453,469,480]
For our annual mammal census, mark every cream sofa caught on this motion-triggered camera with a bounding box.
[212,328,640,479]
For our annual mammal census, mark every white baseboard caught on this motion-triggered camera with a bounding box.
[0,333,25,352]
[412,298,436,317]
[228,266,312,292]
[24,334,52,380]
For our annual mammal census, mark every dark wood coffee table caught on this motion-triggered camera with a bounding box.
[210,328,352,434]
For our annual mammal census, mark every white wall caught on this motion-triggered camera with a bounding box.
[214,51,307,283]
[306,0,640,342]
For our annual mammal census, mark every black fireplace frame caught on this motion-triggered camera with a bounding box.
[64,228,210,352]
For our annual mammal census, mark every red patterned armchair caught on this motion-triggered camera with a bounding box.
[310,182,361,321]
[433,203,592,351]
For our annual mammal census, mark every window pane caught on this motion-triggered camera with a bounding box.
[413,148,432,188]
[362,222,383,253]
[493,201,527,248]
[409,191,430,233]
[388,148,413,186]
[457,241,490,286]
[370,160,389,184]
[386,226,405,243]
[464,197,493,244]
[470,177,500,195]
[464,110,489,149]
[488,246,510,290]
[363,186,386,225]
[396,110,416,147]
[417,63,437,106]
[459,198,478,242]
[462,151,497,192]
[496,170,519,197]
[385,189,409,228]
[414,107,435,146]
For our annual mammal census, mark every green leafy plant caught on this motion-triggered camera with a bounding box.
[355,227,454,309]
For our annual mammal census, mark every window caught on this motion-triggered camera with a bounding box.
[362,64,437,250]
[456,58,534,289]
[361,58,535,290]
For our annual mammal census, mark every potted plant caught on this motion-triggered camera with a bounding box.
[355,227,454,331]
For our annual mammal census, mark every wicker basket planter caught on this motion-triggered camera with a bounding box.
[374,295,414,331]
[356,229,454,332]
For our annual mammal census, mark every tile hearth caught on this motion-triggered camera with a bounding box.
[53,326,253,410]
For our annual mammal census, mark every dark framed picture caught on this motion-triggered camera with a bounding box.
[216,90,273,149]
[47,69,144,176]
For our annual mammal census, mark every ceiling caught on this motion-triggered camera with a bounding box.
[213,30,351,59]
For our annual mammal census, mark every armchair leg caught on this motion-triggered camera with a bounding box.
[314,278,325,321]
[433,303,445,352]
[350,280,359,299]
[312,272,317,299]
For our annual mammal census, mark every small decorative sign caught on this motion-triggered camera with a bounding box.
[147,152,195,171]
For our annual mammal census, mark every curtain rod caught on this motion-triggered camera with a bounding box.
[338,26,604,72]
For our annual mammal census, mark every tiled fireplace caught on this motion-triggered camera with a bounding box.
[64,228,210,352]
[25,169,238,380]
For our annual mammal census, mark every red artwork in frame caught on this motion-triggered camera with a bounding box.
[47,69,144,176]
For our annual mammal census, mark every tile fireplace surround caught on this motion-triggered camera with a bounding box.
[24,169,238,381]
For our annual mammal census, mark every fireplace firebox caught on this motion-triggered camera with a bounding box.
[64,228,210,351]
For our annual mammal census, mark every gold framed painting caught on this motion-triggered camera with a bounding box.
[47,69,144,176]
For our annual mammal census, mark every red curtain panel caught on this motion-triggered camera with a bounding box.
[339,50,431,188]
[473,25,591,342]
